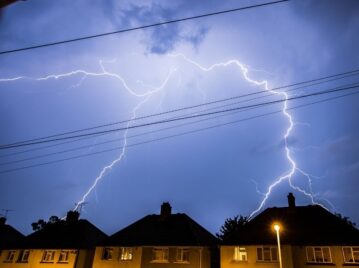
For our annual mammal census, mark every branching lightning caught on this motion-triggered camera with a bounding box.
[0,53,330,216]
[169,53,329,217]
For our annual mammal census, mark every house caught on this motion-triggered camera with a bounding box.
[0,211,107,268]
[220,193,359,268]
[0,216,25,263]
[93,202,219,268]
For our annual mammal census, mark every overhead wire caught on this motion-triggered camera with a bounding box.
[1,88,357,174]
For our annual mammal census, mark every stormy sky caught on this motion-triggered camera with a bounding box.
[0,0,358,235]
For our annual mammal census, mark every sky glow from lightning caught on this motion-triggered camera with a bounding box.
[0,54,330,218]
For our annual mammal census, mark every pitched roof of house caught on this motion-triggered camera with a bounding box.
[0,218,25,249]
[105,203,218,247]
[25,216,107,249]
[225,194,359,246]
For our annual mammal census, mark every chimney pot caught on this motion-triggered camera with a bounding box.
[0,217,6,225]
[160,202,172,218]
[287,192,296,208]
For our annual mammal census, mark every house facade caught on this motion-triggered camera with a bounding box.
[0,211,107,268]
[92,202,218,268]
[220,193,359,268]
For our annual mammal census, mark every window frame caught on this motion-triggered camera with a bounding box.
[175,248,190,263]
[42,250,56,263]
[233,247,247,262]
[119,247,133,261]
[151,247,169,263]
[306,246,332,264]
[17,250,30,263]
[256,246,278,262]
[58,250,70,263]
[342,247,359,264]
[101,247,113,261]
[4,250,16,262]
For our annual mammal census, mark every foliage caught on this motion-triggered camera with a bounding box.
[335,213,356,227]
[216,215,249,242]
[31,215,62,231]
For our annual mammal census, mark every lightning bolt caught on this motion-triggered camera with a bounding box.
[1,54,330,217]
[168,53,329,217]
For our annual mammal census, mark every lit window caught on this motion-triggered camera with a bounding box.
[343,247,359,263]
[306,247,332,263]
[17,250,30,263]
[175,248,189,263]
[257,246,278,262]
[151,248,169,263]
[120,247,132,261]
[4,250,16,262]
[42,250,55,262]
[102,248,113,260]
[58,250,69,263]
[233,247,247,261]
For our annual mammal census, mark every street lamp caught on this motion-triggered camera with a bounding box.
[273,223,283,268]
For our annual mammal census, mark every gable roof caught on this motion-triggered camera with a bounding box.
[25,219,107,249]
[226,205,359,246]
[105,213,218,247]
[0,221,25,249]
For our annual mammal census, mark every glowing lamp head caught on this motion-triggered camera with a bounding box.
[273,223,280,232]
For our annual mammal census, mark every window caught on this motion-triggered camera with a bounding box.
[257,246,278,262]
[175,248,189,263]
[4,250,16,262]
[151,248,169,263]
[233,247,247,262]
[42,250,55,262]
[306,247,332,263]
[17,250,30,263]
[343,247,359,263]
[102,248,113,260]
[58,250,69,263]
[120,247,132,261]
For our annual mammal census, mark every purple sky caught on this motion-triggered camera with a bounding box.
[0,0,359,235]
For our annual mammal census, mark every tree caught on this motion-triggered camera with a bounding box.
[216,215,249,243]
[335,213,356,227]
[31,215,62,231]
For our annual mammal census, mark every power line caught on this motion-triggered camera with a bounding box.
[1,89,357,175]
[2,68,359,149]
[0,0,288,56]
[1,81,358,165]
[1,84,358,150]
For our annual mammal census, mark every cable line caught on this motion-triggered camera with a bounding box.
[1,67,359,149]
[0,0,288,56]
[1,84,358,150]
[1,89,357,174]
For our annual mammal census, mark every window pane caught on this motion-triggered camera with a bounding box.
[271,247,278,261]
[263,247,271,261]
[322,248,331,263]
[307,247,315,262]
[343,247,352,262]
[257,248,263,261]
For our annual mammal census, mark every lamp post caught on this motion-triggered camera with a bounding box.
[274,224,283,268]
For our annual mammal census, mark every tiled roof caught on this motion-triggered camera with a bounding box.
[225,205,359,245]
[105,213,218,247]
[0,223,24,249]
[25,219,107,249]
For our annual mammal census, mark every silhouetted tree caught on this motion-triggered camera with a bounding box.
[217,215,249,242]
[335,213,356,227]
[31,215,63,231]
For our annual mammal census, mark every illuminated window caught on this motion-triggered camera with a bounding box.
[120,247,132,261]
[257,246,278,262]
[175,248,189,263]
[102,248,113,260]
[17,250,30,263]
[4,250,16,262]
[151,248,169,263]
[42,250,55,262]
[58,250,69,263]
[233,247,247,261]
[306,247,332,263]
[343,247,359,263]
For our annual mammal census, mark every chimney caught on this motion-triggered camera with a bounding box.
[160,202,172,219]
[287,192,296,208]
[0,217,6,225]
[66,210,80,223]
